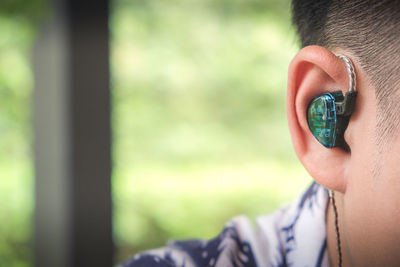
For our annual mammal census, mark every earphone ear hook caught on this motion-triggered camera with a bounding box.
[335,54,357,117]
[336,54,356,93]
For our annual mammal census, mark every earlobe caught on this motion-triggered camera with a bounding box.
[286,46,355,193]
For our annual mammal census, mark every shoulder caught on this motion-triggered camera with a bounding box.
[120,182,328,267]
[119,254,176,267]
[121,216,275,267]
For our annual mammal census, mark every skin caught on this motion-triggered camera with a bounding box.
[286,45,400,266]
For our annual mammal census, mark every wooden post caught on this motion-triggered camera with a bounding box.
[33,0,113,266]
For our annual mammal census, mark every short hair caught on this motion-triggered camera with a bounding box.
[291,0,400,157]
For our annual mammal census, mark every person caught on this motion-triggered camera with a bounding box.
[121,1,400,266]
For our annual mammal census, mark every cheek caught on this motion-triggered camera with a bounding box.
[345,90,376,193]
[374,138,400,228]
[344,181,400,265]
[344,132,400,264]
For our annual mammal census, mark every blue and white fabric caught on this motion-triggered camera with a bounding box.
[121,182,329,267]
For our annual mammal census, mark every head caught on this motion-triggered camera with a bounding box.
[287,0,400,266]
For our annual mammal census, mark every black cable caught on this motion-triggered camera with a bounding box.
[330,190,342,267]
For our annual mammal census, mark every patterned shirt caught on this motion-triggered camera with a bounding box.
[121,182,329,267]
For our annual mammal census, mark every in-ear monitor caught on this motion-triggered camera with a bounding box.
[306,54,357,150]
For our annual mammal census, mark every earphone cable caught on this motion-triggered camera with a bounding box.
[329,190,342,267]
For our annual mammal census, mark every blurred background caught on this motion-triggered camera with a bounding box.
[0,0,311,265]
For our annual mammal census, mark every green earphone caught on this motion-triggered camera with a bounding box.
[306,54,357,151]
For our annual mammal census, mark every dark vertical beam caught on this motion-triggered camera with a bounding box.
[33,0,113,266]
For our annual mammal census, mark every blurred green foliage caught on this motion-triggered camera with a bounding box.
[0,0,311,266]
[0,1,47,265]
[0,0,47,21]
[0,14,36,267]
[111,0,310,263]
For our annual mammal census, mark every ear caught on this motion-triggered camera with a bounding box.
[287,45,353,193]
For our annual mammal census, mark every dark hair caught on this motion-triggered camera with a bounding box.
[291,0,400,153]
